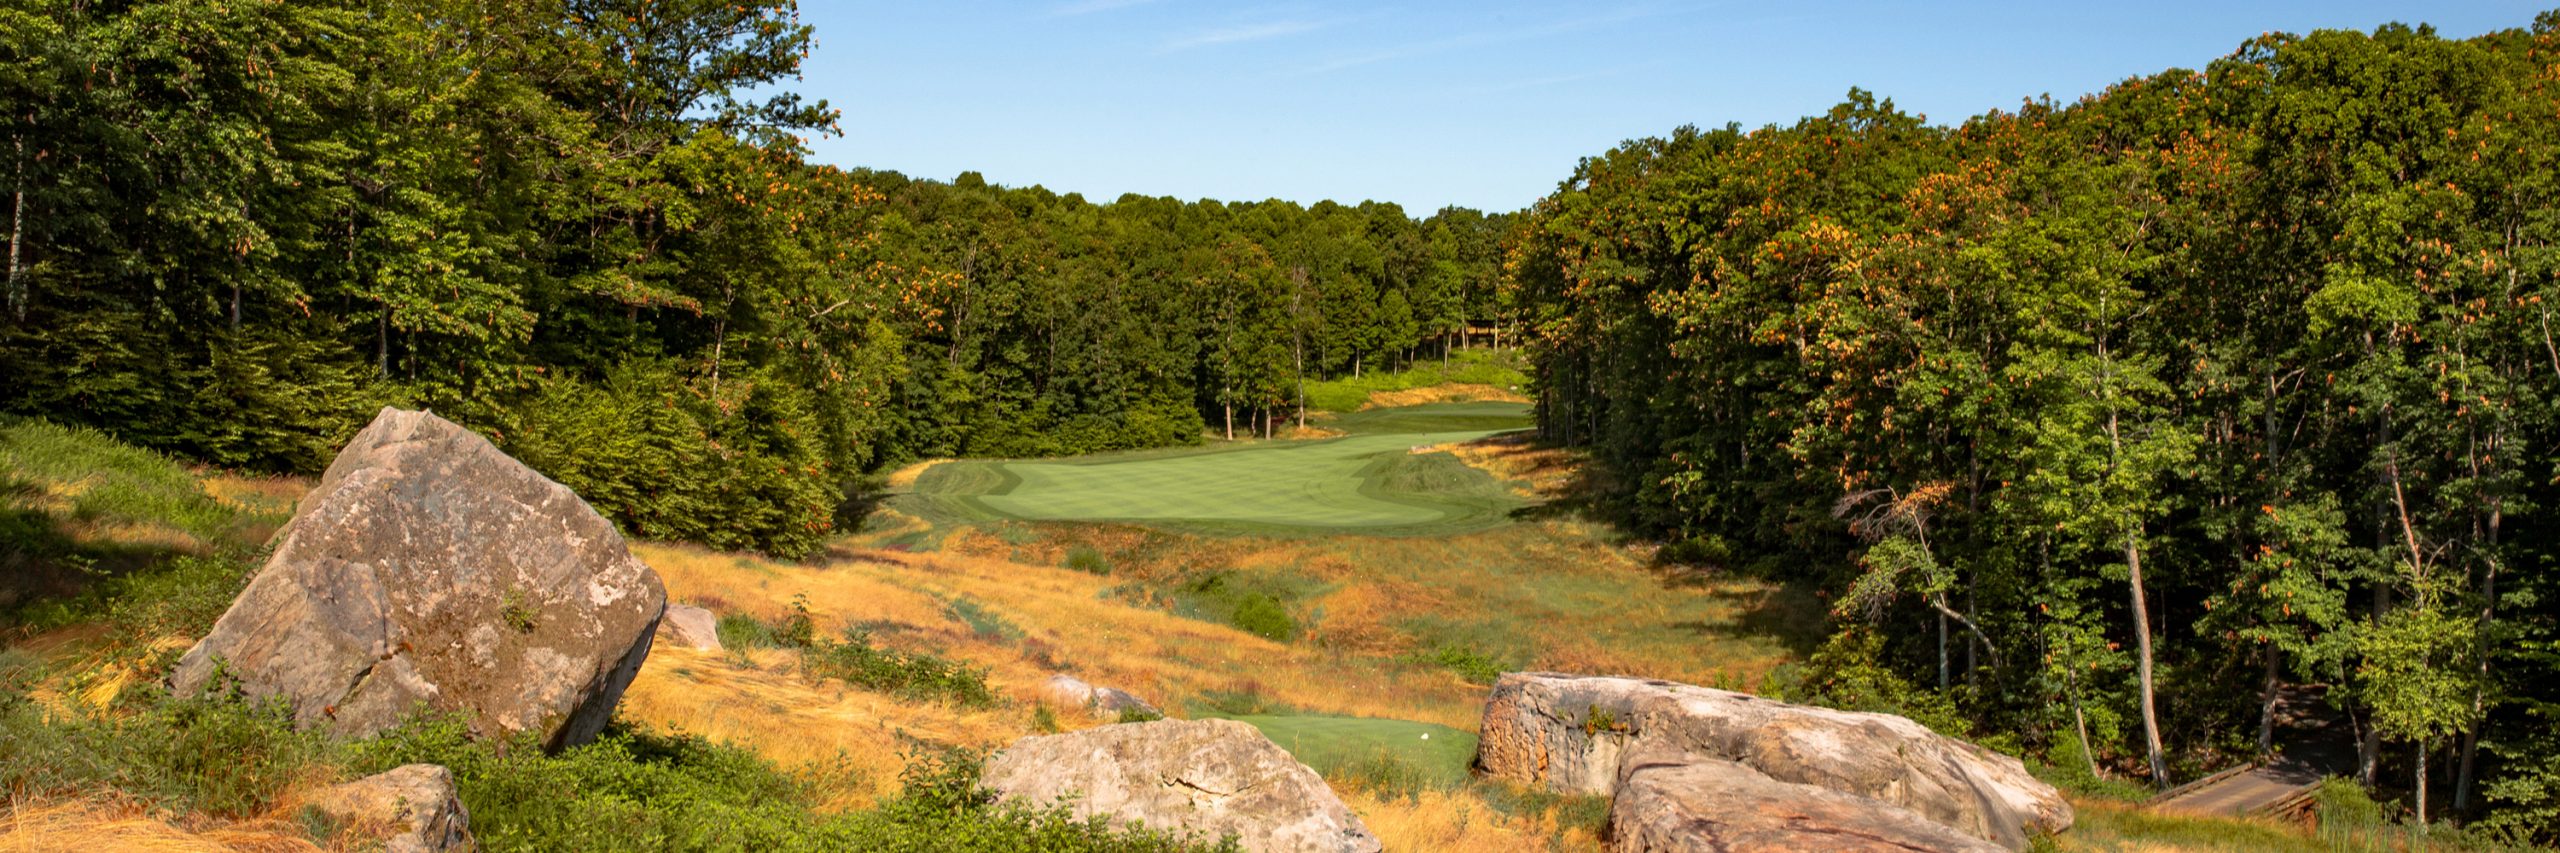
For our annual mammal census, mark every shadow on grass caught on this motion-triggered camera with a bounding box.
[1667,583,1827,658]
[0,497,219,630]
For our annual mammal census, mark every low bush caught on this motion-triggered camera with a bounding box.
[1229,593,1296,642]
[1063,545,1111,576]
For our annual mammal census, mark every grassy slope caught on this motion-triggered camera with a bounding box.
[0,413,2406,852]
[898,401,1535,537]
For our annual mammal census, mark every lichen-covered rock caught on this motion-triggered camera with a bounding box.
[660,603,723,652]
[303,764,473,853]
[1476,673,2068,850]
[982,718,1381,853]
[1039,673,1160,720]
[169,407,666,749]
[1609,750,2004,853]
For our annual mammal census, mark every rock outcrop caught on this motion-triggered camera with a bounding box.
[302,764,473,853]
[1039,673,1162,720]
[170,407,666,749]
[1476,673,2069,851]
[981,718,1381,853]
[1610,753,2005,853]
[660,603,724,652]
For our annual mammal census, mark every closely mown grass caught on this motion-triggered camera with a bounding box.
[895,402,1533,538]
[1300,349,1530,413]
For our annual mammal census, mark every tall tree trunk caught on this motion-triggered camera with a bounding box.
[7,131,22,322]
[1223,401,1233,441]
[2416,740,2430,828]
[377,309,391,378]
[1937,610,1950,690]
[2127,525,2170,787]
[2258,644,2281,755]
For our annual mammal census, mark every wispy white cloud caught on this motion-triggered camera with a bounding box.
[1163,18,1331,50]
[1045,0,1167,18]
[1465,63,1650,95]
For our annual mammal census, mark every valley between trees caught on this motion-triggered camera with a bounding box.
[7,0,2560,850]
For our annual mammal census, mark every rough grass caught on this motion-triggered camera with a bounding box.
[896,402,1534,537]
[1208,714,1479,791]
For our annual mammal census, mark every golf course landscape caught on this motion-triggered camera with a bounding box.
[898,402,1537,536]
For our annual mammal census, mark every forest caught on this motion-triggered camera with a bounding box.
[0,0,1511,560]
[8,0,2560,844]
[1511,16,2560,838]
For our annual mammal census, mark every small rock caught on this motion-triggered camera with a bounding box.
[302,764,473,853]
[1040,673,1160,720]
[660,603,723,652]
[982,718,1381,853]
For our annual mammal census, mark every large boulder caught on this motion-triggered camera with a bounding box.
[1610,753,2004,853]
[170,408,666,749]
[302,764,473,853]
[1476,673,2068,850]
[981,718,1381,853]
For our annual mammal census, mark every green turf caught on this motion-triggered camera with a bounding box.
[896,402,1534,536]
[1205,714,1480,790]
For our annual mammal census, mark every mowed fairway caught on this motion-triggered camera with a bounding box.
[901,402,1534,535]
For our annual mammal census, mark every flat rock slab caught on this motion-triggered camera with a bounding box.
[303,764,473,853]
[1477,673,2069,850]
[171,407,666,749]
[982,718,1381,853]
[1612,756,2005,853]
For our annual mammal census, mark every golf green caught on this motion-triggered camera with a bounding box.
[898,402,1533,535]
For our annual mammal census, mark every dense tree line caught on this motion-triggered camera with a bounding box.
[0,0,1511,559]
[1510,16,2560,837]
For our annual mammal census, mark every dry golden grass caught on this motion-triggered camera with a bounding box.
[0,797,321,853]
[880,459,949,490]
[1361,383,1529,410]
[1335,787,1601,852]
[1442,434,1593,502]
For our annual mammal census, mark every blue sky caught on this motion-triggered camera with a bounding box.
[788,2,2549,213]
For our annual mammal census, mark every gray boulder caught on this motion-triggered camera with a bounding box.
[170,407,666,749]
[1611,753,2005,853]
[1476,673,2068,850]
[982,718,1381,853]
[303,764,473,853]
[660,603,724,652]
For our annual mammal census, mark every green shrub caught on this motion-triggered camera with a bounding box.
[506,362,837,560]
[1405,644,1506,684]
[1765,628,1974,741]
[1064,545,1111,576]
[1229,593,1296,642]
[803,629,998,709]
